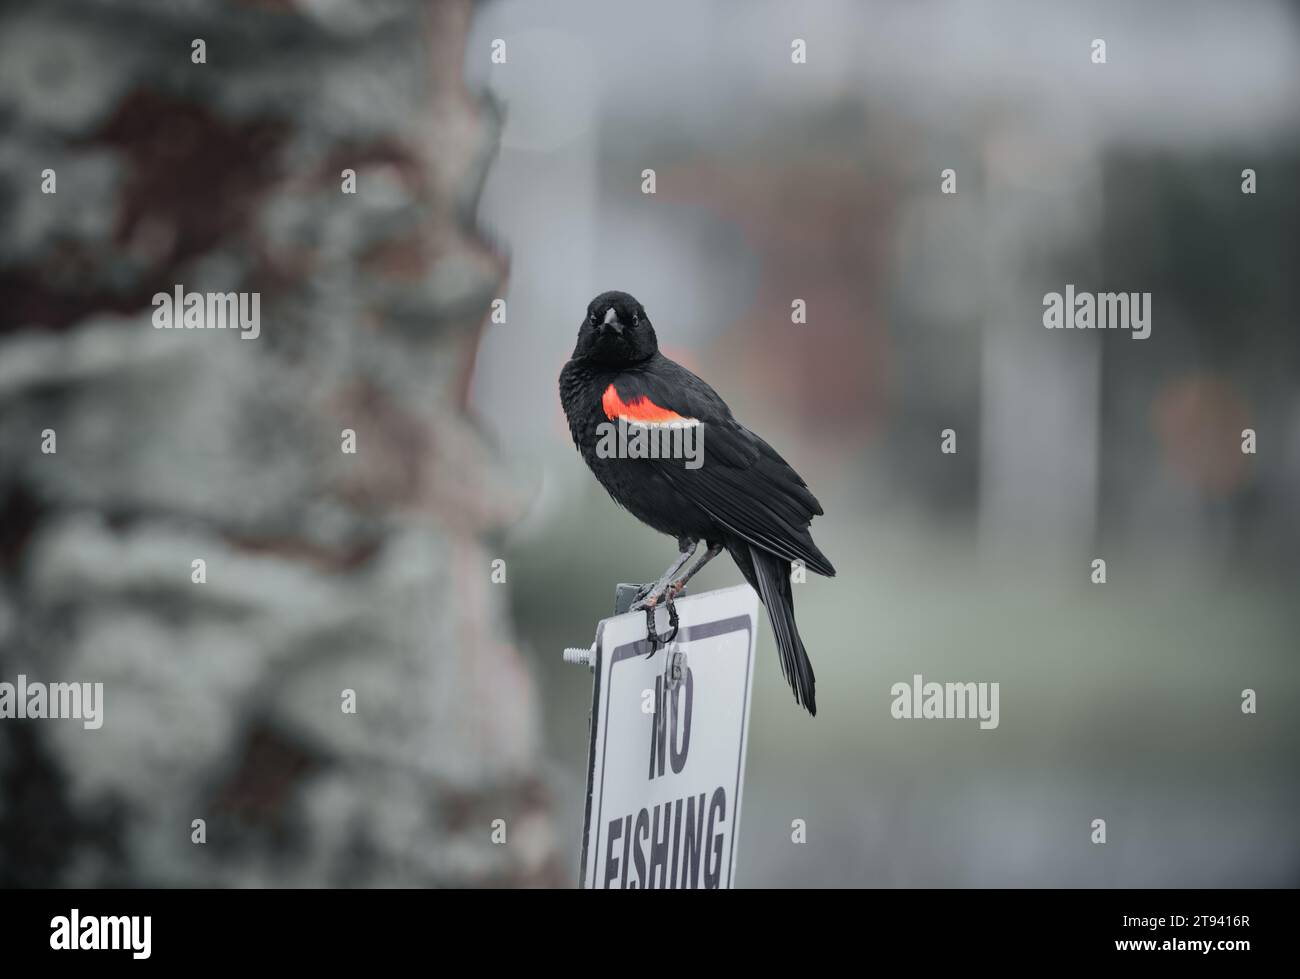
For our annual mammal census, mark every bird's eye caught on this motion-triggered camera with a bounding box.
[632,312,639,325]
[588,313,597,325]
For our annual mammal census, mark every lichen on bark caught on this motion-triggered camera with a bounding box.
[0,0,559,887]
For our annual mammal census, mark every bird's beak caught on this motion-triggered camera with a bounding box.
[602,306,623,334]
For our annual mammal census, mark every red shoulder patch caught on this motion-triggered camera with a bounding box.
[602,383,692,424]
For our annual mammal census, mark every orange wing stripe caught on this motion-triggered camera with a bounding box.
[602,383,692,424]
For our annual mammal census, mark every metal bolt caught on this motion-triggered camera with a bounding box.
[563,644,594,668]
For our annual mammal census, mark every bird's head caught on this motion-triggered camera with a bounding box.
[572,290,658,366]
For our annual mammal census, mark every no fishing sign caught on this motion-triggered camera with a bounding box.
[576,585,758,889]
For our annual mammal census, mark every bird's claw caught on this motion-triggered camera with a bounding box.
[642,605,658,656]
[639,589,680,654]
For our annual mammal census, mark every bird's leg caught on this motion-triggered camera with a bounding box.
[651,542,719,651]
[666,541,724,600]
[631,538,697,612]
[635,538,696,652]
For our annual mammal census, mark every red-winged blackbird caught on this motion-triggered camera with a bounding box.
[559,290,834,715]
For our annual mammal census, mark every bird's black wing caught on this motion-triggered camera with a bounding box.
[609,359,835,577]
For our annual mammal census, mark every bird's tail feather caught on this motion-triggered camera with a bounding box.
[746,544,817,716]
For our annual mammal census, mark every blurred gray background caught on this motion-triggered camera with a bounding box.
[0,0,1296,888]
[469,0,1300,886]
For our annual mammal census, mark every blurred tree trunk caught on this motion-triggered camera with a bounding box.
[0,0,561,886]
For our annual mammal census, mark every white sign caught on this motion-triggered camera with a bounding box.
[579,585,759,889]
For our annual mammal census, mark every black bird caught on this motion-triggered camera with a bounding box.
[559,290,834,715]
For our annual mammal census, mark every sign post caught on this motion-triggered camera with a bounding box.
[568,584,759,889]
